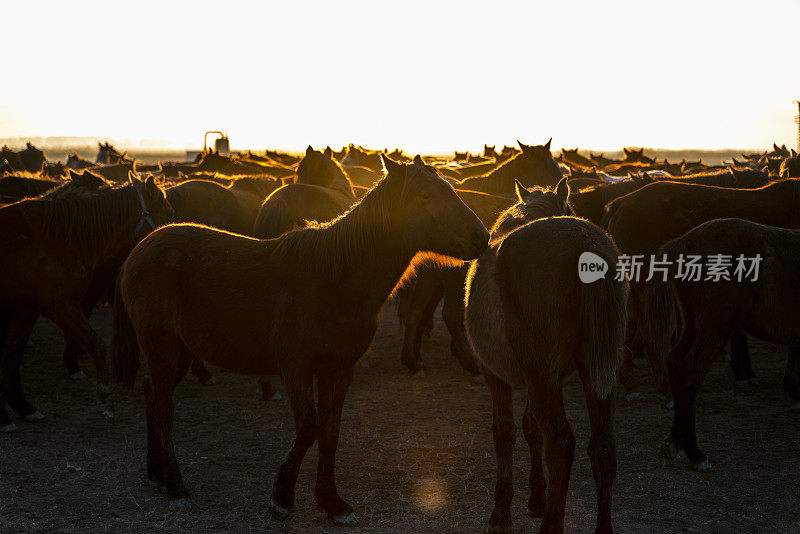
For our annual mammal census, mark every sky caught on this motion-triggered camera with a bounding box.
[2,0,799,153]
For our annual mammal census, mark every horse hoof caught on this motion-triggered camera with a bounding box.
[269,497,290,520]
[660,441,679,462]
[1,422,18,433]
[624,391,643,402]
[484,524,512,534]
[665,399,674,410]
[69,371,87,381]
[26,340,34,348]
[168,498,191,512]
[411,370,426,378]
[735,379,754,388]
[23,411,45,422]
[200,376,218,386]
[791,402,800,412]
[267,391,283,402]
[331,511,357,526]
[471,374,485,384]
[721,352,731,362]
[691,459,712,472]
[97,408,115,422]
[632,357,649,368]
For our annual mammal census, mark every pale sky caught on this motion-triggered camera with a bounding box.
[2,0,799,153]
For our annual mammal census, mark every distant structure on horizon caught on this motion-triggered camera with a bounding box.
[795,101,800,152]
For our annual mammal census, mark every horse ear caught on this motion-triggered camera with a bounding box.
[544,138,552,151]
[145,175,156,187]
[413,154,425,166]
[68,169,80,180]
[792,149,798,158]
[555,177,570,206]
[514,179,530,202]
[517,140,530,152]
[306,145,314,155]
[381,153,403,176]
[323,146,332,159]
[127,170,140,184]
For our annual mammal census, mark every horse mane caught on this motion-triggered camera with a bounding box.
[271,169,400,279]
[38,185,141,258]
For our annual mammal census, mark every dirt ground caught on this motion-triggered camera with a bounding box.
[1,305,798,533]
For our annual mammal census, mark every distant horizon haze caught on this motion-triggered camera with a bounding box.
[2,1,798,153]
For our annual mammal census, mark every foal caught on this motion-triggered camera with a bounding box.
[112,155,489,523]
[465,178,627,534]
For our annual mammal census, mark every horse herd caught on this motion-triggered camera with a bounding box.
[1,139,799,533]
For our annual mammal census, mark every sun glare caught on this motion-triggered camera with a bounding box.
[1,0,799,151]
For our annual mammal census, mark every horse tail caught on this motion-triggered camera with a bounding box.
[599,195,623,229]
[580,261,628,399]
[641,257,678,374]
[112,270,139,389]
[252,198,296,239]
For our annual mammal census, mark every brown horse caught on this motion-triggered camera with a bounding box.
[253,146,356,238]
[464,178,626,533]
[111,155,489,522]
[457,139,562,195]
[1,143,46,173]
[397,189,514,377]
[643,218,800,471]
[0,175,172,432]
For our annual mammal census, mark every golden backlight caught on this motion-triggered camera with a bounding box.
[1,0,798,152]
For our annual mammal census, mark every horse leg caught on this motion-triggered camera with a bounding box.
[144,338,193,509]
[400,277,442,376]
[0,309,39,431]
[47,302,114,421]
[784,344,800,399]
[270,369,317,520]
[664,332,719,471]
[314,368,356,525]
[189,358,216,385]
[441,281,480,378]
[529,382,575,534]
[579,366,616,534]
[63,281,103,380]
[641,338,671,405]
[484,369,515,534]
[258,376,282,401]
[521,400,546,518]
[730,331,756,387]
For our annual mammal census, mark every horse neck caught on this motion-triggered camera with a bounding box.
[313,184,412,309]
[44,187,143,264]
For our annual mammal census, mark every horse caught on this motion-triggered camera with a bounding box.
[456,139,561,195]
[0,174,172,432]
[397,189,514,377]
[95,141,127,164]
[604,178,800,400]
[643,218,800,471]
[568,173,655,225]
[1,143,46,173]
[252,146,356,239]
[111,154,489,522]
[464,177,627,534]
[560,147,594,170]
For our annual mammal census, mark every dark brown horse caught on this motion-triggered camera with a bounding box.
[253,146,356,238]
[111,155,489,522]
[605,178,800,398]
[457,139,562,195]
[464,178,626,533]
[397,189,514,377]
[0,175,172,432]
[1,143,46,173]
[644,218,800,471]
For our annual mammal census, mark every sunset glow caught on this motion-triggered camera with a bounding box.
[2,0,799,152]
